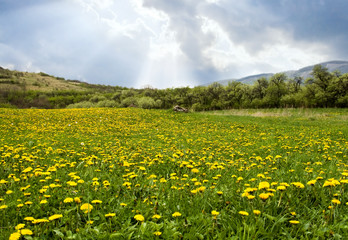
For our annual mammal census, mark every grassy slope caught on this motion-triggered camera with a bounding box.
[0,71,88,92]
[0,68,118,92]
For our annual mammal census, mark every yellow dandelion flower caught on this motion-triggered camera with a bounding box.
[239,211,249,216]
[332,199,341,205]
[15,224,25,230]
[20,229,33,235]
[24,217,35,222]
[211,210,219,216]
[80,203,93,213]
[9,232,21,240]
[154,231,162,236]
[134,214,145,222]
[259,193,270,200]
[253,210,261,215]
[74,197,81,203]
[289,220,300,224]
[91,200,102,204]
[258,181,270,190]
[48,214,63,221]
[63,197,74,203]
[307,180,317,186]
[32,219,49,224]
[0,205,8,209]
[247,195,255,200]
[22,167,33,173]
[105,213,116,217]
[152,214,161,219]
[172,212,182,217]
[120,202,127,207]
[291,182,305,189]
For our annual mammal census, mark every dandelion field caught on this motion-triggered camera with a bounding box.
[0,108,347,239]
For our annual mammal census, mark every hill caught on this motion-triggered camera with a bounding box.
[211,60,348,86]
[0,67,117,92]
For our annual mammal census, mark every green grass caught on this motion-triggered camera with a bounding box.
[0,108,347,239]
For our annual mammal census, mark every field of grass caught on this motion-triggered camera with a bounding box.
[0,108,347,239]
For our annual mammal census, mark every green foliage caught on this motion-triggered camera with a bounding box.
[66,101,96,108]
[1,65,347,110]
[137,97,157,109]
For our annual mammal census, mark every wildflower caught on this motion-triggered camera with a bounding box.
[258,181,270,190]
[15,224,25,230]
[80,203,93,213]
[87,220,93,224]
[24,217,35,222]
[244,193,254,200]
[74,197,81,203]
[253,210,261,215]
[323,179,340,187]
[9,232,21,240]
[6,190,13,194]
[239,211,249,216]
[277,186,286,191]
[332,199,341,205]
[64,198,74,203]
[152,214,161,219]
[259,193,270,200]
[120,202,127,207]
[40,200,48,204]
[134,214,145,222]
[154,231,162,236]
[22,167,33,173]
[105,213,116,217]
[289,220,300,224]
[172,212,182,217]
[0,205,8,209]
[290,212,296,216]
[91,200,102,204]
[291,182,305,189]
[48,214,63,221]
[211,210,219,216]
[217,191,223,195]
[20,229,33,235]
[307,180,317,186]
[32,219,49,224]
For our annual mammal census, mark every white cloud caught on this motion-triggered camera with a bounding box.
[0,0,346,88]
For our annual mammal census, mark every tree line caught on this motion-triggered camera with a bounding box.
[0,64,347,109]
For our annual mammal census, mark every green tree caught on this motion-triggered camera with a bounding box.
[265,73,287,107]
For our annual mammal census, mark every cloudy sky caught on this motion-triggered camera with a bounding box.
[1,0,347,88]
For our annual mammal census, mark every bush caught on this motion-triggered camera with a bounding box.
[137,97,156,109]
[66,101,95,108]
[89,94,107,103]
[96,100,119,108]
[120,97,138,108]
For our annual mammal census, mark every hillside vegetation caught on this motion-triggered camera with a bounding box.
[0,64,347,109]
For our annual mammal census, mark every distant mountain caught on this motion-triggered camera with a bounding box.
[209,60,348,86]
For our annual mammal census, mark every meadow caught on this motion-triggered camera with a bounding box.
[0,108,347,239]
